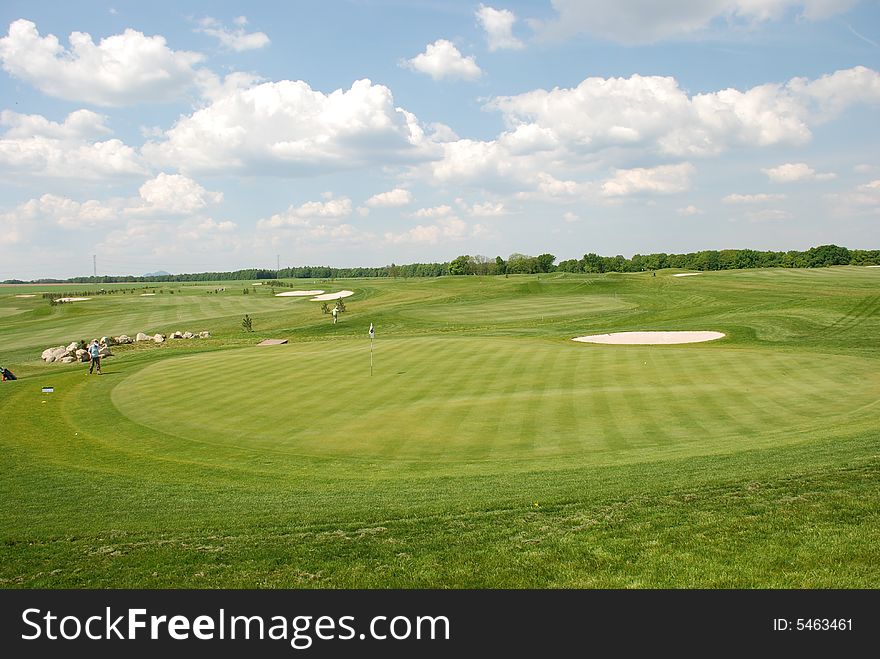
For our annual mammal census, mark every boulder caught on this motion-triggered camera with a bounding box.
[99,346,112,357]
[182,331,194,339]
[116,335,133,344]
[153,334,165,343]
[135,333,149,342]
[199,331,210,339]
[171,331,183,339]
[43,346,68,363]
[76,349,87,359]
[100,336,114,346]
[61,356,76,364]
[66,341,80,353]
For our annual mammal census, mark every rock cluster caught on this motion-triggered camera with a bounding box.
[40,331,211,363]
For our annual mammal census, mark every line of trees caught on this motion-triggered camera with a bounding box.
[4,245,876,285]
[555,245,879,273]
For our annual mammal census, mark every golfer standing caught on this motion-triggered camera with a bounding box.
[87,339,102,375]
[332,306,338,324]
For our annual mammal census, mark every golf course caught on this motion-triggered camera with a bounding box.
[1,266,878,588]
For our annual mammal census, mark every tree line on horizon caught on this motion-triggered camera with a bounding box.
[5,244,877,284]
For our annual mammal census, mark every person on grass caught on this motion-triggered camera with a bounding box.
[88,339,102,375]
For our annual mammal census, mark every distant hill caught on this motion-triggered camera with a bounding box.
[142,271,171,277]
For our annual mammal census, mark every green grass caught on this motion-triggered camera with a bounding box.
[1,267,878,587]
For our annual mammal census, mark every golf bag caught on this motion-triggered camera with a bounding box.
[1,367,16,381]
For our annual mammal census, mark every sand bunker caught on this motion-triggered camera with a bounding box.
[573,331,725,345]
[275,290,325,297]
[672,273,702,277]
[57,297,91,302]
[867,265,880,268]
[311,290,354,301]
[14,294,36,298]
[140,293,156,296]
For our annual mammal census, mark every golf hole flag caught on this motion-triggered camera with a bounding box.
[369,323,374,376]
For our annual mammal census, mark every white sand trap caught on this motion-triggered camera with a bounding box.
[311,290,354,301]
[275,290,325,297]
[573,331,725,345]
[672,273,702,277]
[866,265,880,268]
[140,293,156,296]
[253,282,263,285]
[57,297,91,302]
[15,294,36,298]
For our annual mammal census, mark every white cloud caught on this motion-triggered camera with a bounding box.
[365,188,412,208]
[197,16,270,52]
[476,5,525,51]
[0,19,210,105]
[402,39,482,81]
[11,193,117,231]
[384,217,469,244]
[137,173,224,214]
[257,197,353,228]
[485,67,880,161]
[762,162,837,182]
[602,163,695,197]
[412,205,453,218]
[722,192,787,203]
[825,179,880,215]
[143,78,436,175]
[0,173,225,239]
[427,122,460,142]
[563,211,580,223]
[532,0,858,45]
[0,109,147,179]
[469,201,507,216]
[677,205,702,215]
[176,217,238,243]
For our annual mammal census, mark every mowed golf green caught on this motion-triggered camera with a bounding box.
[1,268,879,587]
[113,338,876,465]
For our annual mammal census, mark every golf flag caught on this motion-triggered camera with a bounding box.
[369,323,374,338]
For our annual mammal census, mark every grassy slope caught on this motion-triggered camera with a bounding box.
[0,268,878,587]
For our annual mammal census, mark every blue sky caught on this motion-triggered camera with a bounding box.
[0,0,878,278]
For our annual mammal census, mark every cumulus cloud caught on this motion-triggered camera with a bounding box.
[0,173,226,239]
[532,0,859,44]
[257,197,353,228]
[402,39,482,81]
[197,16,270,52]
[483,67,880,159]
[761,162,837,182]
[143,78,436,175]
[469,201,507,216]
[384,217,470,244]
[722,192,787,203]
[0,109,147,179]
[476,5,525,51]
[0,19,210,105]
[601,163,695,197]
[411,204,454,218]
[365,188,412,207]
[824,179,880,215]
[677,205,702,215]
[137,173,224,214]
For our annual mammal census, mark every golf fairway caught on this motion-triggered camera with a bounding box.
[2,267,879,587]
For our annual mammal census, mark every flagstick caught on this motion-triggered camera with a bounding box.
[370,336,373,376]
